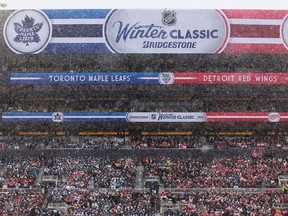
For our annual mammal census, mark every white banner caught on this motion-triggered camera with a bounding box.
[126,112,206,122]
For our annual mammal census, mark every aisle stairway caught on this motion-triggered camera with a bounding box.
[135,166,145,191]
[135,166,161,214]
[35,165,45,185]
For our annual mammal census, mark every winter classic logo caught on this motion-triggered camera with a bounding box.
[104,9,229,53]
[3,10,52,54]
[281,13,288,50]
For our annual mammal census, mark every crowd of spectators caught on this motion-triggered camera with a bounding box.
[0,189,44,215]
[142,155,287,188]
[4,97,288,113]
[0,136,126,150]
[48,189,156,215]
[210,136,284,149]
[4,153,280,192]
[0,135,285,150]
[0,151,286,215]
[0,156,42,188]
[131,136,201,149]
[131,135,286,149]
[206,99,280,112]
[5,52,288,74]
[161,190,288,215]
[0,139,48,150]
[0,136,287,215]
[50,137,125,149]
[42,156,136,189]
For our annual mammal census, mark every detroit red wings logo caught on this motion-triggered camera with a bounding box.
[13,15,43,46]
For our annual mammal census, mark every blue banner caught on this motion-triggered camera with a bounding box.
[2,112,128,122]
[43,9,110,19]
[10,72,161,84]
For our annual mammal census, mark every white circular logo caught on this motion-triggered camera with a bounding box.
[281,13,288,50]
[159,72,174,84]
[268,112,280,122]
[104,9,229,54]
[52,112,64,122]
[3,9,52,54]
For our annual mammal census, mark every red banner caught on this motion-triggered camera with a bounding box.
[206,112,288,122]
[173,72,288,84]
[222,10,288,54]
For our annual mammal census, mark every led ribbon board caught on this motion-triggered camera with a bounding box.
[10,72,288,85]
[2,112,288,122]
[3,9,288,54]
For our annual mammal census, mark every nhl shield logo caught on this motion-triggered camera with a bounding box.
[162,10,177,26]
[151,114,157,120]
[3,9,52,54]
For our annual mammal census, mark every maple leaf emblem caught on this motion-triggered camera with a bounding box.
[52,112,64,122]
[13,15,43,46]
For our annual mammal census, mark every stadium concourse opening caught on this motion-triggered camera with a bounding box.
[0,6,288,216]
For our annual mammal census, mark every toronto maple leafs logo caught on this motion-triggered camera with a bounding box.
[52,112,64,122]
[4,10,52,54]
[13,15,43,46]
